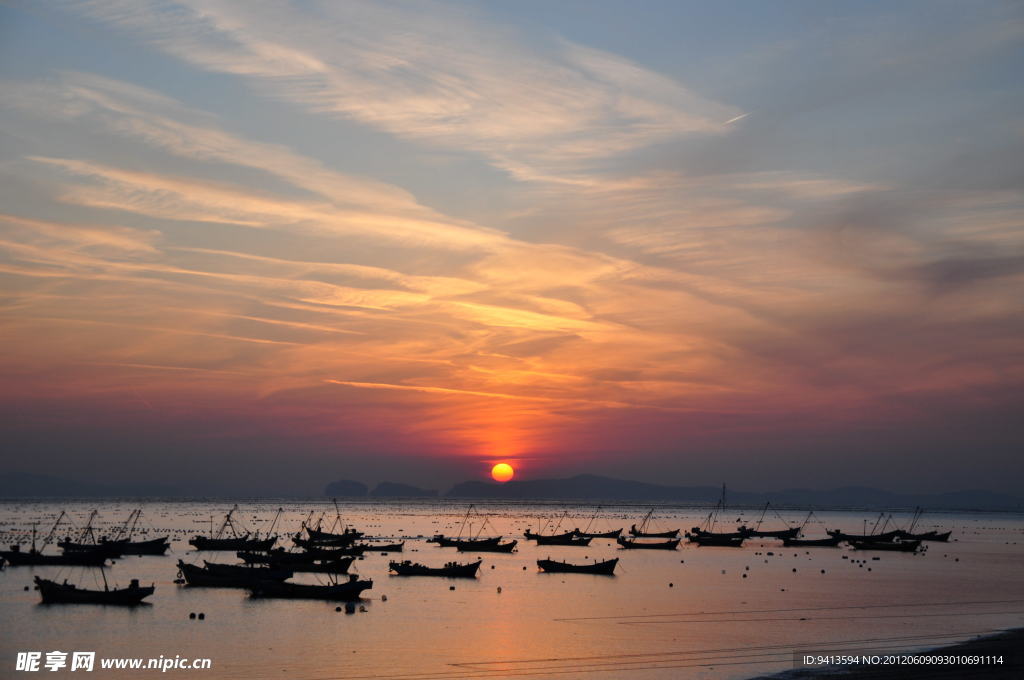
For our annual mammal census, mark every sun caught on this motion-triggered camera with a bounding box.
[490,463,515,483]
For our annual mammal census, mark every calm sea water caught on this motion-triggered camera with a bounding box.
[1,500,1022,679]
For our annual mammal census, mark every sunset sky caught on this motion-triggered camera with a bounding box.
[1,1,1022,495]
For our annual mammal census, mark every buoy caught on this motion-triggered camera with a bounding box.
[336,606,342,612]
[359,605,367,612]
[189,613,196,619]
[820,569,825,574]
[198,613,205,620]
[742,574,747,578]
[522,566,527,570]
[381,594,387,601]
[792,568,797,572]
[497,587,502,593]
[490,565,495,569]
[449,585,455,590]
[669,583,673,587]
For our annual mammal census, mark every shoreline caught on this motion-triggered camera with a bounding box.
[752,628,1024,679]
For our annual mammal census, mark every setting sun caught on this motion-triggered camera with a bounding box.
[490,463,515,483]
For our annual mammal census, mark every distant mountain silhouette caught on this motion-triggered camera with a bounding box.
[0,472,179,497]
[323,479,368,497]
[446,474,1023,510]
[371,482,438,497]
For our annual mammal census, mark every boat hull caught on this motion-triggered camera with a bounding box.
[177,560,290,588]
[456,540,517,553]
[248,578,372,601]
[389,560,481,577]
[537,558,618,575]
[574,529,622,539]
[35,577,153,605]
[850,540,921,552]
[617,537,680,550]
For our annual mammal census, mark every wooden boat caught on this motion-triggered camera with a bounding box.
[535,534,591,546]
[537,558,618,575]
[850,539,920,552]
[202,561,293,579]
[304,527,363,544]
[355,542,404,552]
[176,560,291,588]
[617,536,680,550]
[747,503,800,539]
[97,509,171,555]
[688,527,751,539]
[431,535,503,549]
[35,576,153,605]
[248,574,372,601]
[575,528,622,539]
[389,559,482,577]
[525,529,576,541]
[629,509,680,538]
[4,514,108,566]
[686,533,744,547]
[782,535,842,547]
[456,539,517,553]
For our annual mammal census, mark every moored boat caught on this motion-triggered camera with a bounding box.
[537,558,618,575]
[535,534,591,546]
[828,529,901,542]
[2,544,107,567]
[248,574,372,601]
[35,576,153,605]
[356,542,404,552]
[189,506,277,551]
[895,530,951,542]
[686,533,745,547]
[617,536,680,550]
[389,560,482,577]
[176,560,291,588]
[456,539,517,553]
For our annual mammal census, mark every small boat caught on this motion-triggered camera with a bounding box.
[747,503,800,539]
[4,515,108,566]
[535,534,591,546]
[35,576,153,606]
[176,560,291,588]
[389,560,481,577]
[782,535,841,547]
[537,558,618,575]
[575,528,622,539]
[456,539,517,553]
[850,539,920,552]
[617,536,680,550]
[525,529,576,541]
[58,510,124,557]
[629,509,680,538]
[189,506,277,551]
[431,535,503,549]
[103,510,171,554]
[248,574,372,601]
[894,508,951,542]
[688,527,751,539]
[686,533,745,547]
[355,542,405,552]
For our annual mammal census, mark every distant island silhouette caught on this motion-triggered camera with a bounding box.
[2,471,1019,510]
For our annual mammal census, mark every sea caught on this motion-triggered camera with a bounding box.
[1,499,1021,679]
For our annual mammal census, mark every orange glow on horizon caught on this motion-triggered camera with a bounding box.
[490,463,515,483]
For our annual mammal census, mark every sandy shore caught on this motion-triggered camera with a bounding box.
[751,628,1023,679]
